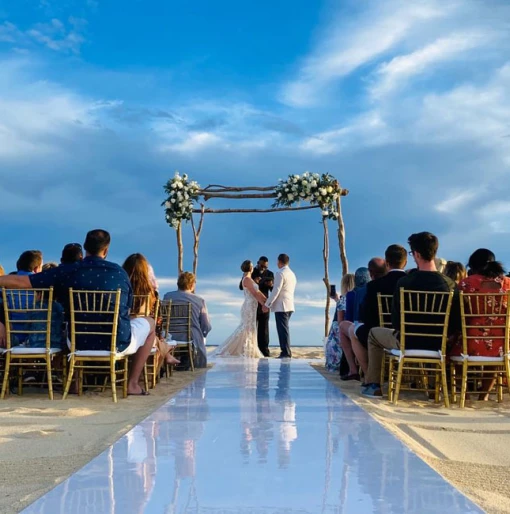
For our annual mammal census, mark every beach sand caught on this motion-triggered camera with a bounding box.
[0,348,322,514]
[314,364,510,514]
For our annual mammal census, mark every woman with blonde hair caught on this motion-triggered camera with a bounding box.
[122,254,180,368]
[325,273,355,371]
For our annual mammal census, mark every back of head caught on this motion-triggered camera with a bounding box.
[444,261,467,283]
[385,244,407,270]
[434,257,447,273]
[368,257,386,280]
[241,260,253,273]
[84,229,111,256]
[177,271,196,292]
[468,248,504,278]
[354,267,370,288]
[61,242,83,264]
[408,232,438,262]
[340,273,355,295]
[122,253,153,296]
[42,262,58,271]
[16,250,43,272]
[278,253,290,266]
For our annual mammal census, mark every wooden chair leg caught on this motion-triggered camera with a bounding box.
[78,367,84,396]
[63,358,75,400]
[387,357,395,402]
[506,359,510,395]
[441,363,450,408]
[123,359,128,399]
[460,361,468,409]
[1,354,10,399]
[434,369,441,404]
[110,365,118,403]
[497,372,503,403]
[393,360,405,405]
[46,357,54,400]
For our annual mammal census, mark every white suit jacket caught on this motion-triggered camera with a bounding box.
[265,266,297,313]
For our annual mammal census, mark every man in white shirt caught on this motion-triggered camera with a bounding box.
[263,254,297,358]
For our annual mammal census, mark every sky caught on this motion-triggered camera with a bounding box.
[1,0,510,346]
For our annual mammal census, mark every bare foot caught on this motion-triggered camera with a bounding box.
[165,354,181,365]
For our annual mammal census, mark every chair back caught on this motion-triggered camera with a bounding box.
[459,291,510,356]
[1,287,54,350]
[69,289,122,352]
[159,299,172,338]
[169,302,192,342]
[377,293,393,328]
[399,288,454,353]
[132,294,151,317]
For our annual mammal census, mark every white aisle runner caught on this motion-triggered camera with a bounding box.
[23,359,482,513]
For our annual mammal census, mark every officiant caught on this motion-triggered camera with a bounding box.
[239,256,274,356]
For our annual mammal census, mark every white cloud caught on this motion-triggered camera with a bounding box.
[163,131,223,153]
[280,1,449,107]
[434,189,479,214]
[370,31,491,99]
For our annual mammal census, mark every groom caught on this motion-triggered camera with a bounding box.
[263,254,297,358]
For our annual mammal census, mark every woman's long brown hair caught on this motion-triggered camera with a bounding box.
[122,253,156,315]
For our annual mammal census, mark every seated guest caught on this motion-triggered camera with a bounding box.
[42,262,58,271]
[163,272,211,369]
[339,267,372,380]
[60,242,83,265]
[122,253,180,367]
[362,232,460,398]
[450,249,510,399]
[16,250,43,275]
[444,261,466,284]
[325,273,355,372]
[0,229,155,396]
[435,257,447,273]
[350,245,407,377]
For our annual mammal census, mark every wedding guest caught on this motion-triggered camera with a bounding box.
[450,249,510,399]
[339,267,371,380]
[362,232,460,398]
[60,242,83,265]
[163,272,211,369]
[0,230,156,396]
[350,245,407,377]
[444,261,466,284]
[122,253,179,368]
[435,257,447,273]
[325,273,355,372]
[42,262,58,271]
[16,250,43,275]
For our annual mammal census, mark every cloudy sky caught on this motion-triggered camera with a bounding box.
[2,0,510,346]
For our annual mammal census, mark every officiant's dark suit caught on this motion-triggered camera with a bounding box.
[239,258,274,356]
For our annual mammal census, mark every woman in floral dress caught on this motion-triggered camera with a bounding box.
[325,273,355,371]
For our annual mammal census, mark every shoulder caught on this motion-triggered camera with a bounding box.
[502,277,510,290]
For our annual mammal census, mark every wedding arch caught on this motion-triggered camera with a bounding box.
[162,172,349,336]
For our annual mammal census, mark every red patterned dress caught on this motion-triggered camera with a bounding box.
[450,274,510,357]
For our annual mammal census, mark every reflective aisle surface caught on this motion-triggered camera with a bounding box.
[23,359,482,514]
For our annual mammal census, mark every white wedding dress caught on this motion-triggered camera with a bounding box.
[214,284,264,359]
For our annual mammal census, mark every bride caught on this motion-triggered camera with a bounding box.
[214,260,267,358]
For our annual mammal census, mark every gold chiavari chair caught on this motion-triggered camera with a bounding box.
[132,294,155,391]
[387,289,454,406]
[169,302,194,372]
[159,299,175,378]
[377,293,394,385]
[1,287,64,400]
[63,289,127,403]
[450,291,510,408]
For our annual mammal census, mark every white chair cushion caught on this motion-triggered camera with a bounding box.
[10,347,62,355]
[174,340,193,346]
[150,347,157,354]
[390,349,442,359]
[450,355,504,363]
[74,350,125,358]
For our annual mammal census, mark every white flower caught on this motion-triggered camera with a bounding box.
[177,182,183,189]
[320,188,327,196]
[327,186,333,193]
[165,201,171,208]
[277,192,282,197]
[184,192,189,199]
[288,194,294,201]
[302,180,308,186]
[314,191,320,197]
[293,178,298,183]
[311,180,317,187]
[300,191,305,197]
[171,198,176,203]
[322,210,329,216]
[171,183,177,189]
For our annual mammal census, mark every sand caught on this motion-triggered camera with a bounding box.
[314,364,510,514]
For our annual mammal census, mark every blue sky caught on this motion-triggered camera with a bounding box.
[2,0,510,346]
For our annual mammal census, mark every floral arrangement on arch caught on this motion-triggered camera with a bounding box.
[272,172,341,219]
[162,172,201,229]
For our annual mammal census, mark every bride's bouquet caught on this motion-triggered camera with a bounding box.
[272,172,341,220]
[162,172,201,229]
